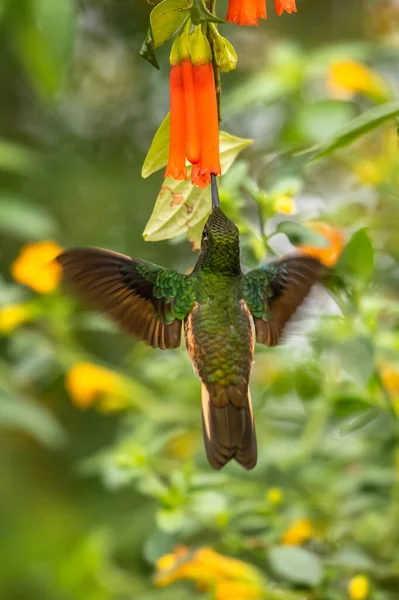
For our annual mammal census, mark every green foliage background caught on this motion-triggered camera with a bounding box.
[1,1,399,599]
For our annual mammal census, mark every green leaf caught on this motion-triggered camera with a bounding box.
[303,102,399,160]
[219,131,253,171]
[140,27,160,70]
[142,113,170,178]
[333,394,373,417]
[0,196,58,240]
[190,491,227,518]
[156,507,187,533]
[296,100,357,144]
[339,408,381,436]
[339,335,374,387]
[337,228,374,284]
[143,132,252,242]
[0,391,65,448]
[143,179,209,243]
[331,547,374,570]
[268,546,323,587]
[150,0,192,48]
[295,363,322,400]
[14,0,76,99]
[276,221,330,248]
[143,529,176,564]
[0,140,40,174]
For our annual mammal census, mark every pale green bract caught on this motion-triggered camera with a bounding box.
[142,132,253,245]
[142,113,170,179]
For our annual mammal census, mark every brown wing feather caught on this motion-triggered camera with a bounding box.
[57,247,181,350]
[255,255,325,346]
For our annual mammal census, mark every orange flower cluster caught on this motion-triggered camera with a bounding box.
[226,0,297,26]
[166,26,221,188]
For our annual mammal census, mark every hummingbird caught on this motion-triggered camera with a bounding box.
[57,176,324,470]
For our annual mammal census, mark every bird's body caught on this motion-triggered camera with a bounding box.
[57,182,324,470]
[185,263,256,469]
[185,276,254,390]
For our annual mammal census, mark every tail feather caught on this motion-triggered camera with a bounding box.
[201,383,257,470]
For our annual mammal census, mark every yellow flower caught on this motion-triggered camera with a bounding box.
[155,547,210,588]
[298,222,344,267]
[154,546,266,595]
[266,487,283,505]
[327,60,389,101]
[274,195,296,215]
[381,364,399,396]
[11,240,63,294]
[195,548,261,582]
[167,430,197,459]
[348,574,370,600]
[215,580,265,600]
[65,362,127,410]
[354,159,384,186]
[281,518,313,545]
[0,303,34,334]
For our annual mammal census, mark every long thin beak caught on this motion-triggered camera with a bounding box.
[211,174,220,210]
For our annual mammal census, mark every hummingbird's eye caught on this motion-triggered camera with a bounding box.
[202,227,208,241]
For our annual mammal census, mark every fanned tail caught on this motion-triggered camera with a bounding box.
[201,383,257,470]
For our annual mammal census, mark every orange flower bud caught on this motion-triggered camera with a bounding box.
[275,0,297,16]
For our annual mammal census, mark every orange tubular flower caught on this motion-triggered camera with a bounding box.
[165,26,221,188]
[275,0,297,16]
[192,62,221,188]
[226,0,266,26]
[165,61,187,180]
[226,0,296,25]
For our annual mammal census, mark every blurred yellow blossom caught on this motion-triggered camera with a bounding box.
[348,574,370,600]
[380,364,399,415]
[154,546,266,598]
[327,60,389,101]
[381,364,399,396]
[215,580,265,600]
[274,195,296,215]
[281,518,313,545]
[0,303,34,334]
[354,129,398,187]
[354,159,384,186]
[167,430,197,459]
[298,222,344,267]
[11,240,63,294]
[65,362,128,410]
[267,487,283,505]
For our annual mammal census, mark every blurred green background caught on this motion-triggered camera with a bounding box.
[1,1,399,599]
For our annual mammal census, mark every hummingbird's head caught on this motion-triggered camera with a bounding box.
[202,208,239,246]
[196,208,241,275]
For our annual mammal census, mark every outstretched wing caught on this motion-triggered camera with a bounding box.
[242,255,324,346]
[57,247,194,350]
